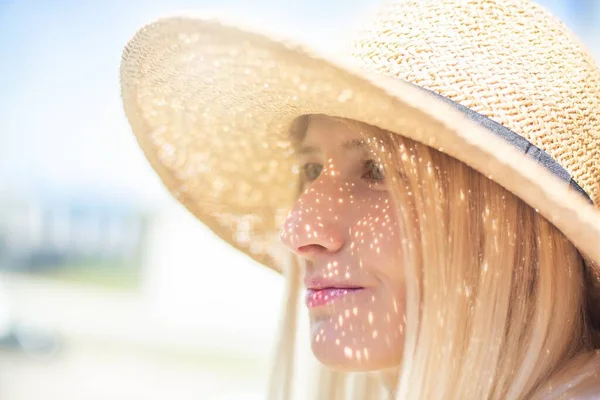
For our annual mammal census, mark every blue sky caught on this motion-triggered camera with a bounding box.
[0,0,597,205]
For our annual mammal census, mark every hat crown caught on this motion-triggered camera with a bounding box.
[352,0,600,204]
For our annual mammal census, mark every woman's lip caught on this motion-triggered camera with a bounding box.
[305,287,365,308]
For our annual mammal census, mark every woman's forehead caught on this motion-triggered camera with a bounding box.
[303,115,365,145]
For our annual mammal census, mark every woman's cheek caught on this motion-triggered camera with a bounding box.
[350,197,401,270]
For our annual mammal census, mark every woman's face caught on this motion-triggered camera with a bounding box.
[280,116,406,371]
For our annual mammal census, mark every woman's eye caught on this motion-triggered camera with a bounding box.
[302,163,323,182]
[301,160,384,184]
[362,159,385,183]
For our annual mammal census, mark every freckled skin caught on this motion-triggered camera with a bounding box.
[280,116,406,372]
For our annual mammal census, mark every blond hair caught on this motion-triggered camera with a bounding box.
[270,117,599,399]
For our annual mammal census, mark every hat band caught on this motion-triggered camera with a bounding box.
[417,85,593,204]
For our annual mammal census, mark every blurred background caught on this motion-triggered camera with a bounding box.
[0,1,598,399]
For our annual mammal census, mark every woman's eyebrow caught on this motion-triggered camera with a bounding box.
[296,139,367,155]
[341,139,367,151]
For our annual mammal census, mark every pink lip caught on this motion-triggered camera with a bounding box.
[305,287,364,308]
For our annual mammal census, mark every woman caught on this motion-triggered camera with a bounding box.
[120,0,600,398]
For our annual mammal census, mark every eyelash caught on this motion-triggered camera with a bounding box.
[301,159,385,184]
[361,159,385,183]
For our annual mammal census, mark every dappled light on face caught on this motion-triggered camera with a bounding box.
[307,290,406,371]
[279,117,408,372]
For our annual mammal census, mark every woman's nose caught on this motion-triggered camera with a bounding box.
[279,181,346,260]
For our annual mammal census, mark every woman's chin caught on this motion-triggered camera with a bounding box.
[311,346,377,372]
[310,324,403,372]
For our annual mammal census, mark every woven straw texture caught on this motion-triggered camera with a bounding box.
[352,0,600,206]
[120,0,600,276]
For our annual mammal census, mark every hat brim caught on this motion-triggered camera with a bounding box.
[120,17,600,272]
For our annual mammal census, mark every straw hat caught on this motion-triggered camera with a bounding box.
[120,0,600,288]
